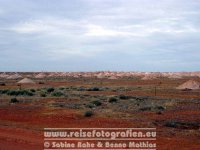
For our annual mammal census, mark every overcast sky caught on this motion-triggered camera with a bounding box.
[0,0,200,72]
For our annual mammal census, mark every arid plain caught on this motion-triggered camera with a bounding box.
[0,72,200,150]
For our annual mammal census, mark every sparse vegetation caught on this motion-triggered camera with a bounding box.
[119,95,129,100]
[10,98,19,103]
[139,105,165,111]
[87,87,100,91]
[164,121,200,129]
[86,103,94,108]
[84,111,94,117]
[109,97,118,103]
[40,92,46,97]
[0,73,200,150]
[0,73,199,149]
[0,83,5,86]
[0,89,8,94]
[6,90,34,96]
[30,89,36,92]
[39,81,44,84]
[59,87,65,90]
[139,106,151,111]
[50,102,65,107]
[51,91,64,97]
[91,100,102,106]
[47,87,55,93]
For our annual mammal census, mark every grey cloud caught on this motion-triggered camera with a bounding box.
[0,0,200,71]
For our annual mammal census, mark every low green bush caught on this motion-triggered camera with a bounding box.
[10,98,19,103]
[84,111,93,117]
[7,90,34,96]
[0,90,8,94]
[47,87,55,93]
[87,87,100,91]
[40,92,46,97]
[51,91,64,97]
[91,100,102,106]
[59,87,65,90]
[109,97,118,103]
[119,95,129,99]
[30,89,36,92]
[0,83,5,86]
[86,103,94,108]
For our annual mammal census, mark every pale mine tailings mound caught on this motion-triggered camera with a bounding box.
[176,80,200,90]
[6,73,22,79]
[34,73,47,79]
[17,78,35,84]
[108,76,118,80]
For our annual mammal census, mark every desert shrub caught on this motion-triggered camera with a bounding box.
[40,92,46,97]
[8,90,15,95]
[26,91,34,96]
[156,111,162,115]
[135,96,149,101]
[51,91,64,97]
[91,100,102,106]
[0,83,5,86]
[84,111,94,117]
[165,121,181,128]
[156,106,165,111]
[140,105,165,111]
[77,87,85,91]
[164,121,200,129]
[30,89,36,92]
[50,102,65,107]
[6,90,17,96]
[65,104,81,109]
[21,90,34,96]
[109,97,118,103]
[10,98,19,103]
[87,87,100,91]
[119,95,129,100]
[139,106,152,111]
[80,95,85,99]
[0,90,8,94]
[47,87,55,93]
[59,87,65,90]
[6,90,33,96]
[86,103,94,108]
[181,88,192,91]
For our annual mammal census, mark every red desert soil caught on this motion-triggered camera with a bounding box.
[0,78,200,150]
[0,105,134,150]
[0,104,199,150]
